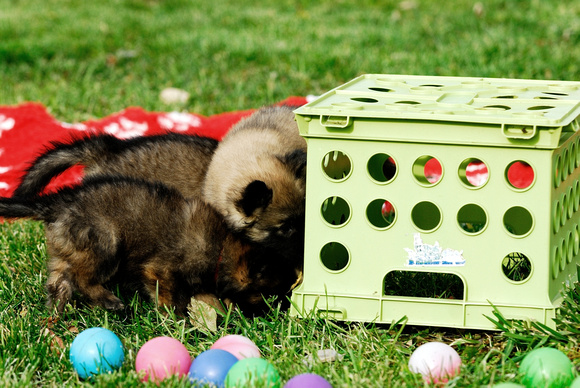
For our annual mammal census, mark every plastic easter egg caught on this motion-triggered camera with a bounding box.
[408,342,461,384]
[284,373,333,388]
[519,347,574,388]
[135,336,191,383]
[570,376,580,388]
[188,349,238,387]
[69,327,125,380]
[225,357,281,388]
[211,334,261,359]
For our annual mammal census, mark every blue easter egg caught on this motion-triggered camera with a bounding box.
[69,327,124,379]
[188,349,239,387]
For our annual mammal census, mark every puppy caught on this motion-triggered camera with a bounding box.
[13,133,218,199]
[15,107,307,260]
[0,176,301,315]
[203,106,307,260]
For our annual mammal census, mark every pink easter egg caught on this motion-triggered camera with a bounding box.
[408,342,461,384]
[135,336,192,383]
[210,334,261,360]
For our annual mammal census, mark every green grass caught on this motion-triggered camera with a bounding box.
[1,0,580,386]
[2,0,580,120]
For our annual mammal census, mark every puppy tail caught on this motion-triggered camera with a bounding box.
[0,197,44,220]
[12,134,121,198]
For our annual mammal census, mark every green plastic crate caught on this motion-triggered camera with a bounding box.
[291,74,580,330]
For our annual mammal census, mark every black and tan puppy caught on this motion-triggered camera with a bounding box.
[0,176,302,315]
[14,106,307,260]
[13,133,218,199]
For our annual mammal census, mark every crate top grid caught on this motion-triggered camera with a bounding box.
[291,74,580,329]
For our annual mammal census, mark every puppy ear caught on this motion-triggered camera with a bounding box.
[279,149,307,179]
[237,180,273,217]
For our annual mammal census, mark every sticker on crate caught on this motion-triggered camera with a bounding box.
[405,233,466,266]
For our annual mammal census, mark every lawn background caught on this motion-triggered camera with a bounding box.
[1,0,580,386]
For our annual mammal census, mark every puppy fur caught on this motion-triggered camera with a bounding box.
[13,133,218,199]
[15,107,307,260]
[11,106,307,309]
[203,106,307,260]
[0,176,301,314]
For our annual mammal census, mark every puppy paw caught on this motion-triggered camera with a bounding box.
[100,296,125,311]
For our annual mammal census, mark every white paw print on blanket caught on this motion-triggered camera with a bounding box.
[157,112,202,132]
[0,114,15,135]
[60,122,89,131]
[104,117,148,138]
[0,114,15,191]
[0,142,11,192]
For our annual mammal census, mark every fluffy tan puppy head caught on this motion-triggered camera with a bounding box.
[203,105,307,259]
[205,148,306,259]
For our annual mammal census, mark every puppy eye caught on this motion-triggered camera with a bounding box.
[277,222,294,236]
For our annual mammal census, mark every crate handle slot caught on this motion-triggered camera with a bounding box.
[321,115,351,129]
[317,307,346,319]
[502,124,537,139]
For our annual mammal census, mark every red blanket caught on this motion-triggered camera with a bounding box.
[0,97,308,197]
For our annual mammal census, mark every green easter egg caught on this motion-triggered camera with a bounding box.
[571,376,580,388]
[520,347,574,388]
[225,357,281,388]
